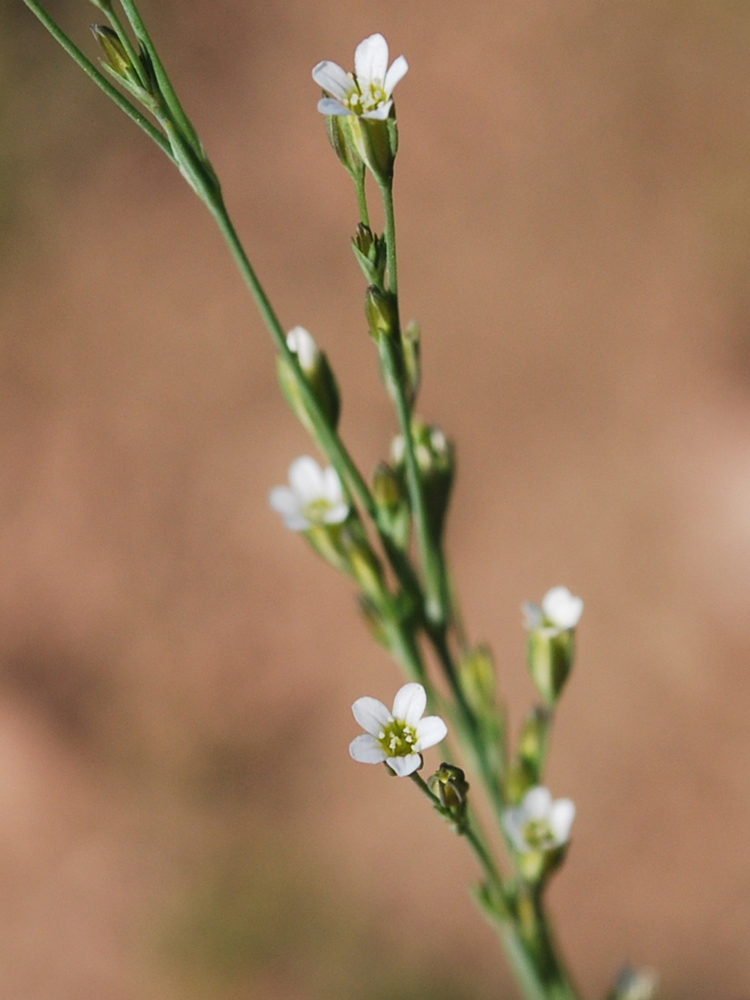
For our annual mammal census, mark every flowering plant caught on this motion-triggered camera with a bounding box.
[17,5,658,1000]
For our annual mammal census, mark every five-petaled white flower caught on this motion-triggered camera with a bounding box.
[269,456,349,531]
[503,786,576,854]
[349,682,447,777]
[523,586,584,632]
[313,33,409,120]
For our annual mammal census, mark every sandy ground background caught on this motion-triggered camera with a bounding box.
[1,0,750,997]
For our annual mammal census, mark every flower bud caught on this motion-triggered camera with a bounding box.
[429,762,470,832]
[324,113,365,184]
[364,286,398,342]
[526,627,574,707]
[351,225,387,287]
[350,116,397,187]
[276,327,341,437]
[91,24,142,88]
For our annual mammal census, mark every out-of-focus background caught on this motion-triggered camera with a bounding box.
[1,0,750,997]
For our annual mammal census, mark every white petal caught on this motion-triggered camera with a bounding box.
[542,586,583,629]
[352,695,391,736]
[354,33,389,86]
[349,734,387,764]
[502,808,527,852]
[387,753,422,777]
[322,466,344,505]
[288,456,325,503]
[550,798,576,844]
[522,786,553,820]
[318,97,353,117]
[312,60,352,101]
[322,502,349,525]
[361,101,392,121]
[414,715,447,751]
[392,682,426,726]
[268,486,301,517]
[384,55,408,96]
[522,602,543,630]
[286,326,318,370]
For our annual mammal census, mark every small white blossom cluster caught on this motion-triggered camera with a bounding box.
[523,586,583,633]
[349,682,447,777]
[313,33,408,121]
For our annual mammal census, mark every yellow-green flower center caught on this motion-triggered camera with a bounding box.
[344,80,388,116]
[378,719,418,757]
[302,497,335,523]
[522,818,556,851]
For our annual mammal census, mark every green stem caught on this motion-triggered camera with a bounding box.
[380,181,399,297]
[354,175,370,228]
[20,0,174,159]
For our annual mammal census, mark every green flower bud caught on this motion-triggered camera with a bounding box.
[303,522,349,573]
[324,114,365,184]
[428,762,470,832]
[90,24,142,88]
[364,286,398,342]
[526,627,574,706]
[349,116,397,187]
[276,326,341,439]
[351,225,387,287]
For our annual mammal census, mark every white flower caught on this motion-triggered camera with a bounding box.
[269,456,349,531]
[503,786,576,854]
[286,326,319,372]
[313,33,408,120]
[523,586,583,632]
[349,682,447,777]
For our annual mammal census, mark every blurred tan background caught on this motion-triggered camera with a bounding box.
[1,0,750,997]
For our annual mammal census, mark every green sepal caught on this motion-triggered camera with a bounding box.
[527,628,574,706]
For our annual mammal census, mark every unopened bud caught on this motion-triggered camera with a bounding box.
[277,327,341,436]
[324,114,365,183]
[526,627,574,706]
[429,763,470,832]
[350,116,397,186]
[365,286,398,342]
[352,225,387,287]
[91,25,139,85]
